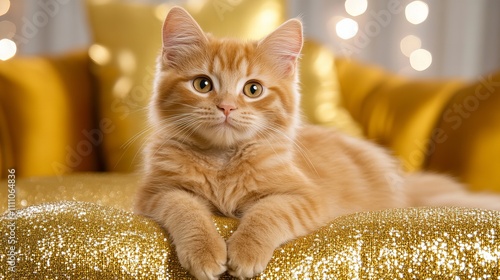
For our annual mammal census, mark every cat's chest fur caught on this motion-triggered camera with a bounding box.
[168,141,274,218]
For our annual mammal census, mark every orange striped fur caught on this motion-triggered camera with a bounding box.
[134,7,500,280]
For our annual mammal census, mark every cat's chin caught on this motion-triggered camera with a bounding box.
[201,124,254,148]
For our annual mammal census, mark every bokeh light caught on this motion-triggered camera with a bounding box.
[247,2,281,38]
[117,49,136,74]
[155,3,170,21]
[314,49,334,77]
[410,48,432,71]
[186,0,207,14]
[344,0,368,17]
[336,18,358,40]
[0,0,10,16]
[0,38,17,61]
[405,1,429,25]
[88,44,111,65]
[113,77,133,98]
[400,35,422,57]
[88,0,113,4]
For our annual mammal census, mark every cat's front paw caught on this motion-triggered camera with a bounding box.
[226,231,275,279]
[175,233,227,280]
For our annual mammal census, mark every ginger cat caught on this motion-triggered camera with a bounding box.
[134,7,500,280]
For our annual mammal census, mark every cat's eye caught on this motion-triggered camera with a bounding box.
[193,77,213,93]
[243,81,263,98]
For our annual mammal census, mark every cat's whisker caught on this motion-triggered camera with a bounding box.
[151,120,197,159]
[126,119,183,168]
[121,120,161,150]
[180,121,205,145]
[257,122,319,177]
[125,111,203,164]
[254,129,289,168]
[291,139,320,177]
[122,105,152,116]
[113,119,168,169]
[167,101,201,110]
[121,114,192,151]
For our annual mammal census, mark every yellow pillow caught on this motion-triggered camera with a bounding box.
[335,58,500,193]
[301,41,362,136]
[0,104,14,178]
[85,0,361,172]
[427,71,500,192]
[0,52,99,178]
[335,58,467,172]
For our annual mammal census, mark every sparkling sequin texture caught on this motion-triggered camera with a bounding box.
[1,201,499,279]
[0,173,139,213]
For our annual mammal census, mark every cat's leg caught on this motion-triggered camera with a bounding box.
[226,194,325,279]
[135,189,226,280]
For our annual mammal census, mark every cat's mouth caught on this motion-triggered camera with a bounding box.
[217,116,237,129]
[202,113,254,145]
[210,115,245,133]
[200,116,250,146]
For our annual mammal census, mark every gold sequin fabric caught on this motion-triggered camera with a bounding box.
[0,173,139,213]
[1,201,499,279]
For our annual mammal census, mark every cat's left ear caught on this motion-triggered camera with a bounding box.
[258,19,303,77]
[161,7,207,66]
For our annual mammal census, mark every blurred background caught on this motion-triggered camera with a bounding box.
[1,0,499,191]
[1,0,499,80]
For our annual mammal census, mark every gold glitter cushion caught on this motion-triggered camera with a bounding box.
[1,201,499,279]
[0,173,139,214]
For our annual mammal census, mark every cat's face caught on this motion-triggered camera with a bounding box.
[151,7,303,147]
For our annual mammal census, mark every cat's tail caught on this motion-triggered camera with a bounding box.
[404,172,500,211]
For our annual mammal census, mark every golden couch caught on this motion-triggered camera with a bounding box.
[1,0,499,278]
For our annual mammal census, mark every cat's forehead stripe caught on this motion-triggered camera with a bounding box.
[207,40,255,78]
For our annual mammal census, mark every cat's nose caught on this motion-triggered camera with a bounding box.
[217,103,237,116]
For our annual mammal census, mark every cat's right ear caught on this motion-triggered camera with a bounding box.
[257,18,303,77]
[161,7,207,65]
